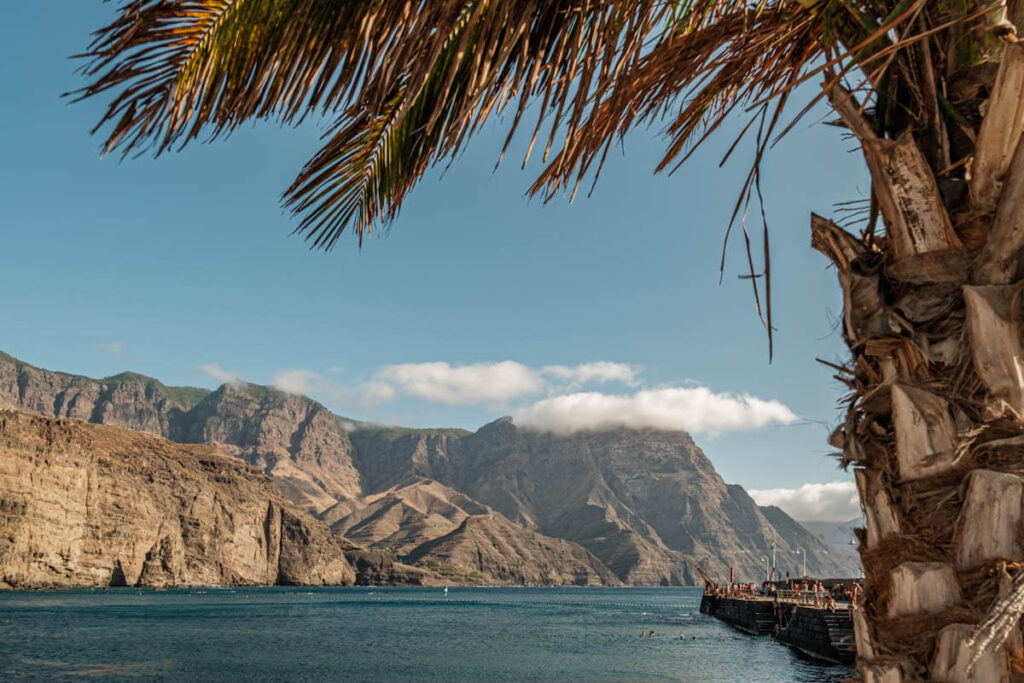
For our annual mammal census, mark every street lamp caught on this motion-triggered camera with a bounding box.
[794,547,806,578]
[760,556,769,583]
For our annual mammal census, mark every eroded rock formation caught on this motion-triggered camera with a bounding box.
[0,410,354,588]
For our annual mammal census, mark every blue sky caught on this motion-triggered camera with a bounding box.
[1,4,871,520]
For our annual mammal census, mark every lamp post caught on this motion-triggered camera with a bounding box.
[794,547,806,578]
[760,556,769,583]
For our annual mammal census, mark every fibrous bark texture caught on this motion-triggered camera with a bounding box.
[814,37,1024,679]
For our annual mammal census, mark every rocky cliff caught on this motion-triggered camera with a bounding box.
[180,384,363,513]
[0,351,207,436]
[0,351,859,585]
[404,511,620,586]
[337,538,447,586]
[0,352,362,516]
[325,477,620,585]
[0,410,355,589]
[350,419,853,584]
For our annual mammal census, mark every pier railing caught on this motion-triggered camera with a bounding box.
[707,588,851,609]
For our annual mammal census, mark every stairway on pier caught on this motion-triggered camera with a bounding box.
[822,612,856,661]
[752,602,777,635]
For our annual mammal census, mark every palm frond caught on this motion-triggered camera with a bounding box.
[73,0,392,156]
[76,1,1009,262]
[74,0,1015,358]
[525,0,1001,353]
[283,94,411,251]
[75,1,669,159]
[283,3,479,249]
[531,4,823,199]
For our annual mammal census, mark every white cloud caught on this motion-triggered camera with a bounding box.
[542,362,637,386]
[512,387,798,436]
[272,369,393,409]
[263,360,640,410]
[273,369,323,396]
[369,360,636,405]
[748,481,860,523]
[259,362,795,445]
[197,363,241,386]
[375,361,545,405]
[356,380,397,406]
[95,341,125,356]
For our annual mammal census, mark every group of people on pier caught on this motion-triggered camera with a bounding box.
[702,578,861,615]
[705,583,762,599]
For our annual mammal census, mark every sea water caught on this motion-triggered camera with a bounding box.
[0,586,849,681]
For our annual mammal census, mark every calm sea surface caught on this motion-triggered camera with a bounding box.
[0,586,849,681]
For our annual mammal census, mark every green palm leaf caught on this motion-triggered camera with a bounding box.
[75,0,1005,250]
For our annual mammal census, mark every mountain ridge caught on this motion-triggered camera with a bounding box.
[0,351,859,584]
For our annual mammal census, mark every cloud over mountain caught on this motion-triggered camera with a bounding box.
[268,360,640,410]
[541,362,637,386]
[748,481,860,523]
[197,363,240,386]
[259,360,795,439]
[272,369,395,407]
[513,387,798,436]
[375,361,545,405]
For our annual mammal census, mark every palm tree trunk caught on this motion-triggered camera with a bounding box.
[813,43,1024,682]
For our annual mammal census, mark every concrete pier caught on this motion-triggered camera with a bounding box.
[698,593,776,634]
[699,594,855,666]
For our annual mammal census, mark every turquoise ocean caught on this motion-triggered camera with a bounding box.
[0,586,849,681]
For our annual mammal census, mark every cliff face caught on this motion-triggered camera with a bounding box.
[0,411,354,589]
[352,419,855,584]
[0,352,859,585]
[0,353,364,515]
[337,538,447,586]
[404,511,621,586]
[348,428,468,494]
[181,384,363,513]
[325,477,620,586]
[322,478,491,552]
[0,352,206,437]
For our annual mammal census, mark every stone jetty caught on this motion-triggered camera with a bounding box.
[699,591,856,666]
